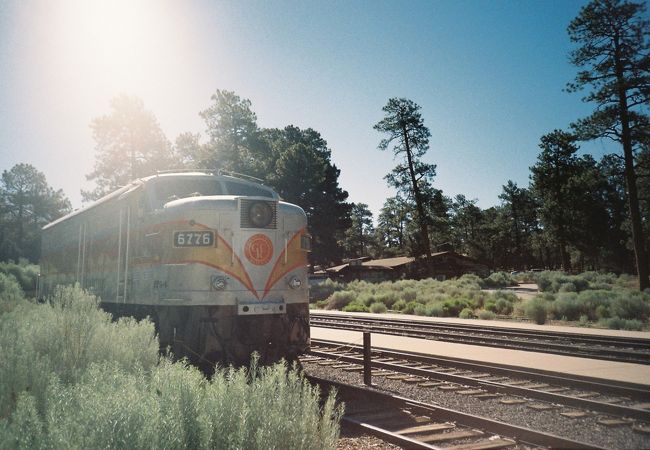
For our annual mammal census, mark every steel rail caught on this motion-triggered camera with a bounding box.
[311,312,650,348]
[307,343,650,421]
[311,338,650,399]
[308,375,605,450]
[310,312,650,364]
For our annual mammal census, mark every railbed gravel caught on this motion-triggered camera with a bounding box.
[303,360,650,450]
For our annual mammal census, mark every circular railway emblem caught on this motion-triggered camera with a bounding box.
[244,234,274,265]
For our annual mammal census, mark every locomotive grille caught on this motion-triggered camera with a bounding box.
[240,199,277,229]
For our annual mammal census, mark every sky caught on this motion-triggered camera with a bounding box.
[0,0,616,219]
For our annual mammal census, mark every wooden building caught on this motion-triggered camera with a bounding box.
[324,252,489,282]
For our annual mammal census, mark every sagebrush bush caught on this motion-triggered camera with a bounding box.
[0,272,25,314]
[342,301,369,313]
[549,293,583,321]
[0,285,342,450]
[610,292,650,321]
[311,271,648,328]
[524,298,548,324]
[369,302,387,314]
[477,310,496,320]
[309,279,343,302]
[459,308,474,319]
[483,271,518,288]
[325,291,356,310]
[0,260,39,296]
[3,359,341,450]
[375,292,398,308]
[0,284,158,421]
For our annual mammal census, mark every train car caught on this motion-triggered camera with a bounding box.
[40,171,311,368]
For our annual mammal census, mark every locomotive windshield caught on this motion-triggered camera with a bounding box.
[149,176,275,209]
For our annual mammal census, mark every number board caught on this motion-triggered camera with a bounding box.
[173,231,215,248]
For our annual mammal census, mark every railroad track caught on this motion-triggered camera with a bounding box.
[308,374,603,450]
[305,339,650,423]
[310,312,650,364]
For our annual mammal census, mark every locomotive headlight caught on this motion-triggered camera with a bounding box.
[211,276,227,291]
[288,276,302,289]
[249,201,273,228]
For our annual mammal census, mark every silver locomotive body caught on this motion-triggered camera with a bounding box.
[41,173,311,367]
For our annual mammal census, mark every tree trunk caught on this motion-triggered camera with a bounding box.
[402,125,432,260]
[615,39,650,291]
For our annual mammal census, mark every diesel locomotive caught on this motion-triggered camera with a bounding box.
[40,171,311,367]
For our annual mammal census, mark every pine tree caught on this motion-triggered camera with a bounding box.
[567,0,650,289]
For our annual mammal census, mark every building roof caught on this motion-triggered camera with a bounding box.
[325,251,485,273]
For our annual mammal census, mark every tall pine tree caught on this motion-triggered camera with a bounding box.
[567,0,650,289]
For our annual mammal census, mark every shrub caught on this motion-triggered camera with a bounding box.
[459,308,474,319]
[3,359,341,450]
[0,285,158,419]
[310,279,343,302]
[442,298,471,317]
[610,293,650,321]
[0,272,25,314]
[490,291,517,315]
[0,285,342,450]
[549,293,583,321]
[477,310,496,320]
[375,292,398,309]
[559,282,576,293]
[392,299,406,311]
[413,304,428,316]
[524,298,548,325]
[424,303,444,317]
[342,301,368,313]
[0,260,39,297]
[622,319,644,331]
[483,271,517,288]
[401,301,422,315]
[325,291,356,310]
[402,289,417,302]
[600,317,626,330]
[369,302,387,314]
[358,292,377,307]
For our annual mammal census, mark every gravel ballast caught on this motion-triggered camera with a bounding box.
[304,360,650,450]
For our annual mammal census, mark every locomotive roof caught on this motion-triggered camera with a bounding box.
[43,172,278,230]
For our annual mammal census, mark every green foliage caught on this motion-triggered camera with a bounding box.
[535,271,626,293]
[477,310,497,320]
[341,203,376,259]
[599,317,644,331]
[483,271,518,288]
[325,291,356,310]
[342,301,369,313]
[442,298,471,317]
[459,308,474,319]
[0,286,342,450]
[524,298,548,324]
[83,95,177,201]
[310,279,344,302]
[318,272,649,327]
[3,360,341,450]
[0,285,158,420]
[369,302,387,314]
[0,260,39,295]
[374,97,435,257]
[0,272,25,314]
[610,292,650,321]
[567,0,650,291]
[0,164,71,262]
